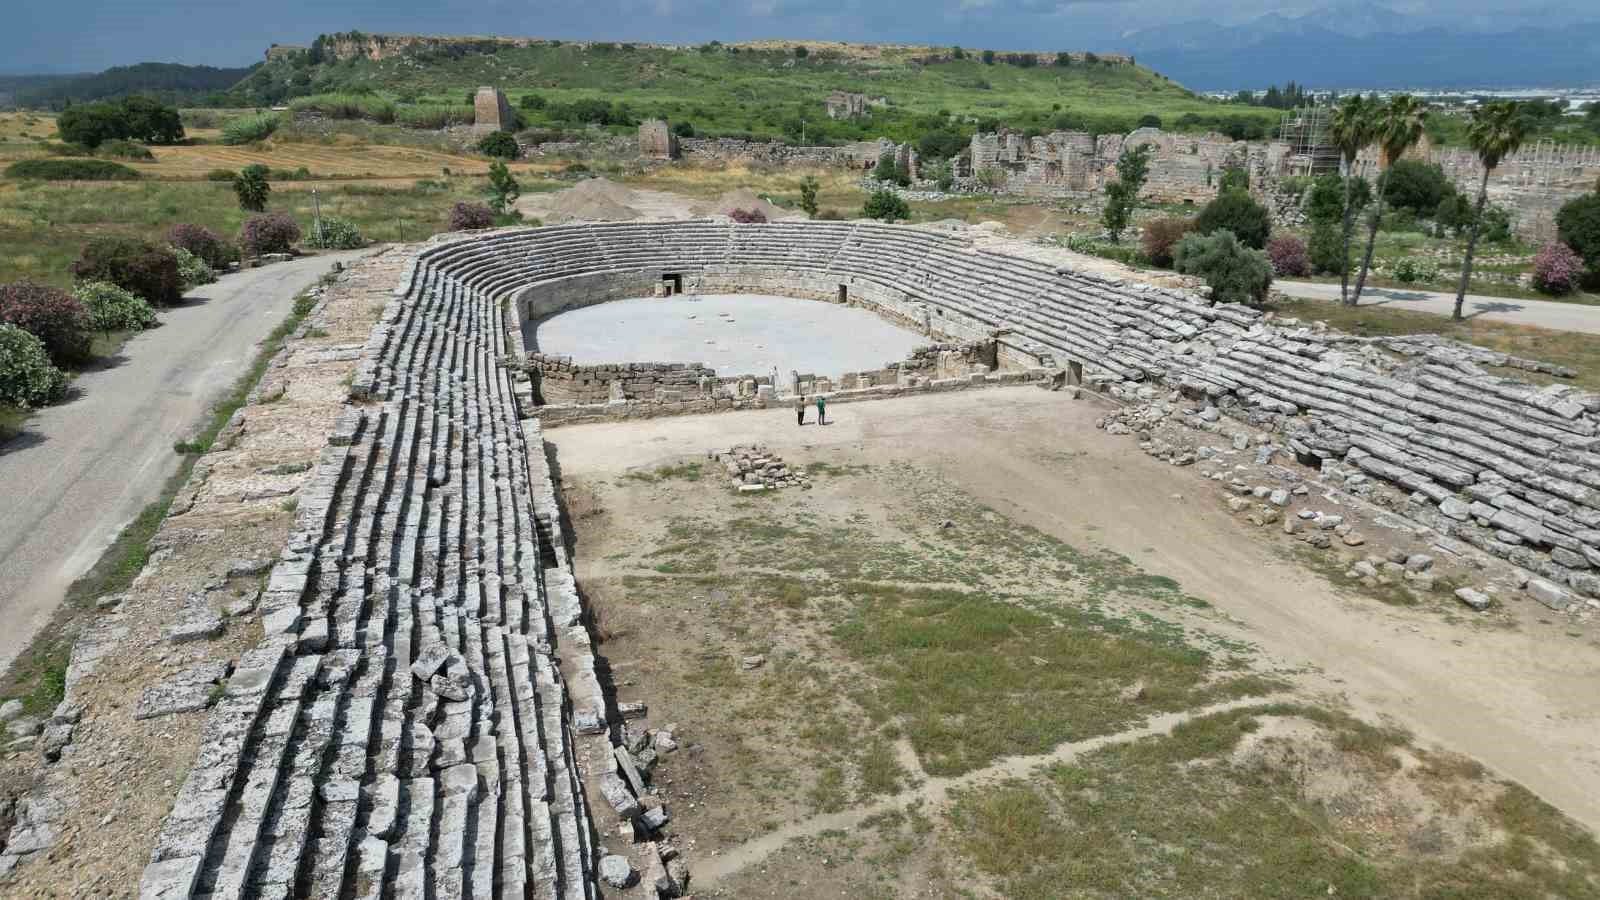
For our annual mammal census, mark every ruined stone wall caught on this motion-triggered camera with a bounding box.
[1354,141,1600,242]
[677,137,889,169]
[531,355,718,404]
[472,86,513,133]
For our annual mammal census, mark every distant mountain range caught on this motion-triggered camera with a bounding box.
[1123,3,1600,90]
[0,62,254,108]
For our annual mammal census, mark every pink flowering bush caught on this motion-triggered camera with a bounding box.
[448,201,494,231]
[1265,234,1311,278]
[0,280,91,366]
[1533,241,1585,296]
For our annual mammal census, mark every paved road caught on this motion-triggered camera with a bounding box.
[1276,280,1600,335]
[0,251,369,676]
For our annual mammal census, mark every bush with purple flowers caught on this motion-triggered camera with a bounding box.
[0,280,92,366]
[239,213,301,256]
[1265,235,1311,278]
[448,201,495,231]
[1533,241,1585,296]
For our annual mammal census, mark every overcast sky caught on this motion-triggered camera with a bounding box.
[6,0,1596,73]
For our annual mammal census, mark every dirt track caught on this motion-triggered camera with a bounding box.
[543,386,1600,833]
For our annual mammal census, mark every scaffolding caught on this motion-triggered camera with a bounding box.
[1277,104,1341,177]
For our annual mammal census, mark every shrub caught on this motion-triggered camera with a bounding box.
[1173,230,1273,305]
[1556,194,1600,272]
[448,201,495,231]
[289,93,397,123]
[1391,256,1440,284]
[234,164,271,211]
[239,213,301,256]
[0,281,91,366]
[1140,217,1194,268]
[308,217,365,249]
[205,168,236,182]
[1532,241,1585,295]
[56,97,183,148]
[71,237,182,306]
[729,208,768,224]
[1218,164,1249,194]
[97,139,153,160]
[1307,222,1348,276]
[396,104,474,129]
[220,112,280,145]
[477,131,520,159]
[1194,189,1272,249]
[1266,234,1310,277]
[799,176,820,217]
[172,247,216,287]
[74,281,157,332]
[0,323,68,409]
[168,223,236,269]
[862,188,910,223]
[4,159,140,181]
[1383,158,1454,217]
[1306,174,1370,225]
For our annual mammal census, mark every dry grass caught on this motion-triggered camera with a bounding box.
[133,139,555,180]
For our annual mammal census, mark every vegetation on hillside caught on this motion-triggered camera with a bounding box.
[1,63,257,109]
[222,38,1281,147]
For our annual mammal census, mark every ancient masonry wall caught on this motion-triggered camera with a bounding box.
[472,86,513,133]
[433,220,1600,614]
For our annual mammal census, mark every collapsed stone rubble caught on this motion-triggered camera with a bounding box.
[712,445,811,492]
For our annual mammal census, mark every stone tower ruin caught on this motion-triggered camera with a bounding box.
[638,119,680,160]
[473,86,514,133]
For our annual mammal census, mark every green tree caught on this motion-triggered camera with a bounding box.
[1451,103,1531,316]
[1218,164,1249,194]
[1101,143,1152,243]
[1382,158,1454,217]
[1352,94,1425,305]
[981,49,996,65]
[799,175,820,217]
[233,164,271,211]
[1556,193,1600,273]
[1173,230,1274,305]
[1329,94,1377,303]
[863,188,910,223]
[486,160,521,214]
[1194,189,1272,250]
[477,130,520,159]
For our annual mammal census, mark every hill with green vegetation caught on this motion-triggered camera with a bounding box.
[5,63,257,110]
[225,35,1283,146]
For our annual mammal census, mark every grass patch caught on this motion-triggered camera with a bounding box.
[947,704,1600,899]
[622,461,704,483]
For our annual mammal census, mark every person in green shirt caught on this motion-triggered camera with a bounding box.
[816,394,827,426]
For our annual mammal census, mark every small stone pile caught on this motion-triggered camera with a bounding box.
[712,445,810,492]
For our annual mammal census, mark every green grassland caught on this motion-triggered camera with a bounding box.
[233,40,1282,145]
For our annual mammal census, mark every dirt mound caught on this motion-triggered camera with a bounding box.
[691,188,803,221]
[521,177,647,223]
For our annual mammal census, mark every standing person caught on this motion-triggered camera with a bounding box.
[796,394,806,426]
[816,394,827,426]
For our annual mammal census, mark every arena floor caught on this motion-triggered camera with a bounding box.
[529,293,927,377]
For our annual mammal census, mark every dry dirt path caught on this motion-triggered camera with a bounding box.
[1277,279,1600,333]
[542,386,1600,834]
[0,250,370,676]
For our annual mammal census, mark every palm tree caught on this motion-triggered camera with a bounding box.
[1329,94,1375,304]
[1451,101,1527,320]
[1351,94,1426,305]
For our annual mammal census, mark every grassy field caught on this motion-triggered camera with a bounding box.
[573,450,1600,898]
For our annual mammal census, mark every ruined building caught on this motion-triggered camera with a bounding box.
[637,119,680,160]
[472,87,514,133]
[824,91,884,120]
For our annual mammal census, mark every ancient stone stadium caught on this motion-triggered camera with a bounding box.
[6,218,1600,897]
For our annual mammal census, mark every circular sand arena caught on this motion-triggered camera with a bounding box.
[531,294,927,377]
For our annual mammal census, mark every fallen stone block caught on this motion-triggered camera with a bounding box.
[1455,587,1492,611]
[1527,578,1573,611]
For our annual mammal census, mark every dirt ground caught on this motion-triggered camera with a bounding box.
[546,385,1600,896]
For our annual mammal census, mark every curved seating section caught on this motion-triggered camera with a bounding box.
[144,219,1600,899]
[435,220,1600,599]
